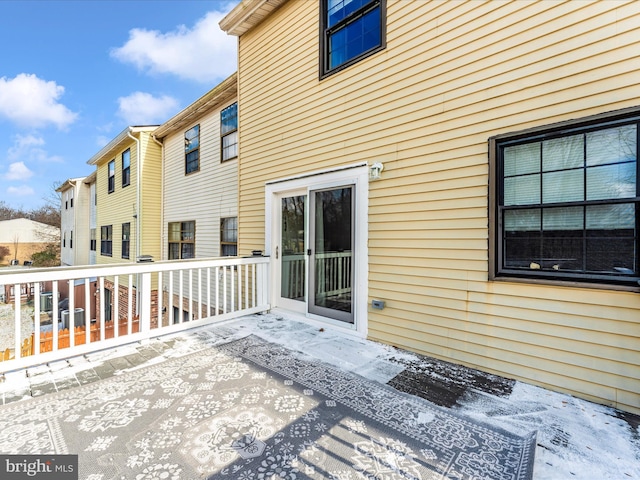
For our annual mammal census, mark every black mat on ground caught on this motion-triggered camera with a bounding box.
[0,335,536,479]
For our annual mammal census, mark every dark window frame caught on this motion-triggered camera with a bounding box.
[122,222,130,259]
[221,103,238,162]
[220,217,238,256]
[107,160,115,193]
[185,125,200,175]
[319,0,386,79]
[100,225,113,257]
[168,221,195,260]
[122,148,131,187]
[90,228,96,252]
[489,107,640,289]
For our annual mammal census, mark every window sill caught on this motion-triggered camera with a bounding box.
[490,274,640,293]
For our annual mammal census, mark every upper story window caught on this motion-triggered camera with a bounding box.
[70,190,73,208]
[320,0,386,78]
[108,160,115,193]
[122,149,131,187]
[101,225,113,256]
[490,111,639,287]
[220,217,238,256]
[221,103,238,162]
[90,228,96,252]
[168,221,195,259]
[185,125,200,174]
[65,192,69,210]
[122,223,130,259]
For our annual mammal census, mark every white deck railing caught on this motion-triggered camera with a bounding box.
[0,256,270,372]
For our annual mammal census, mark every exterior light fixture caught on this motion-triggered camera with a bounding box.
[369,162,384,180]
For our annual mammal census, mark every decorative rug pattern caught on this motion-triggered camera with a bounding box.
[0,335,536,480]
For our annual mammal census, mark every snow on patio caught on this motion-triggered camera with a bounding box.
[1,312,638,479]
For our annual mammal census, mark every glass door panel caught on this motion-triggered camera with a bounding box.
[309,186,354,323]
[280,195,306,302]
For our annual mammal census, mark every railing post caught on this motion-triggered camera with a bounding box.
[139,271,152,340]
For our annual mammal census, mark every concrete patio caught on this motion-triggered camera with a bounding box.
[0,313,638,479]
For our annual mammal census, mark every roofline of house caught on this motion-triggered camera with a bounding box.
[86,126,158,166]
[219,0,287,36]
[153,73,238,140]
[56,177,87,193]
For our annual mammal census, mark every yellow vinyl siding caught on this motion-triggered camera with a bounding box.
[93,130,161,289]
[233,0,640,413]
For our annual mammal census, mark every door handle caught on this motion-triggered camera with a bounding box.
[275,246,278,259]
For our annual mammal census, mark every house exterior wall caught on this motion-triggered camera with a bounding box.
[94,131,162,268]
[88,177,97,265]
[230,0,640,413]
[0,219,60,266]
[59,178,91,266]
[162,99,238,259]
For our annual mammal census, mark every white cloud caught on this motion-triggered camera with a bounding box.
[0,74,78,129]
[6,161,34,181]
[7,134,63,163]
[7,185,35,196]
[111,8,237,83]
[117,92,179,125]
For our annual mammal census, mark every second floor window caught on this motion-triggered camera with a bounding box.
[185,125,200,174]
[90,228,96,252]
[168,221,195,259]
[122,223,130,259]
[101,225,112,256]
[321,0,386,77]
[221,103,238,161]
[122,149,131,187]
[221,217,238,256]
[70,230,73,249]
[108,160,115,193]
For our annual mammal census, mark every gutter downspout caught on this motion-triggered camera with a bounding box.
[127,129,141,263]
[151,135,164,261]
[127,129,141,315]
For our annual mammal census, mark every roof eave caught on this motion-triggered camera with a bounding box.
[219,0,288,36]
[153,73,237,140]
[86,126,158,166]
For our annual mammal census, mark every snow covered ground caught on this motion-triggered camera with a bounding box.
[1,312,638,479]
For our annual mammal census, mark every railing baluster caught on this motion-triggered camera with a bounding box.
[34,282,41,356]
[157,271,163,328]
[113,276,119,339]
[69,279,75,348]
[85,277,91,346]
[198,269,202,320]
[52,281,59,352]
[168,270,174,325]
[128,274,133,336]
[99,277,105,342]
[13,283,20,359]
[215,266,220,316]
[179,270,184,324]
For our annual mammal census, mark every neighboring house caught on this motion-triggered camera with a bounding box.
[87,126,162,321]
[85,171,98,265]
[57,176,92,266]
[0,218,59,266]
[154,73,238,261]
[221,0,640,414]
[153,74,239,320]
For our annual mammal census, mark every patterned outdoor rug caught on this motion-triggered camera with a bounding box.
[0,335,536,480]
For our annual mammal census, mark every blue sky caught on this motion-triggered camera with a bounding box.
[0,0,237,210]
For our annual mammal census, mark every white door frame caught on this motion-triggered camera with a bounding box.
[265,163,368,337]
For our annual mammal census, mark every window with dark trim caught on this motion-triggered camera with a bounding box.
[122,149,131,187]
[490,111,639,287]
[70,230,73,249]
[221,103,238,162]
[122,222,130,259]
[108,160,115,193]
[101,225,113,256]
[185,125,200,174]
[168,221,195,259]
[220,217,238,256]
[63,232,66,248]
[90,228,96,252]
[320,0,386,78]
